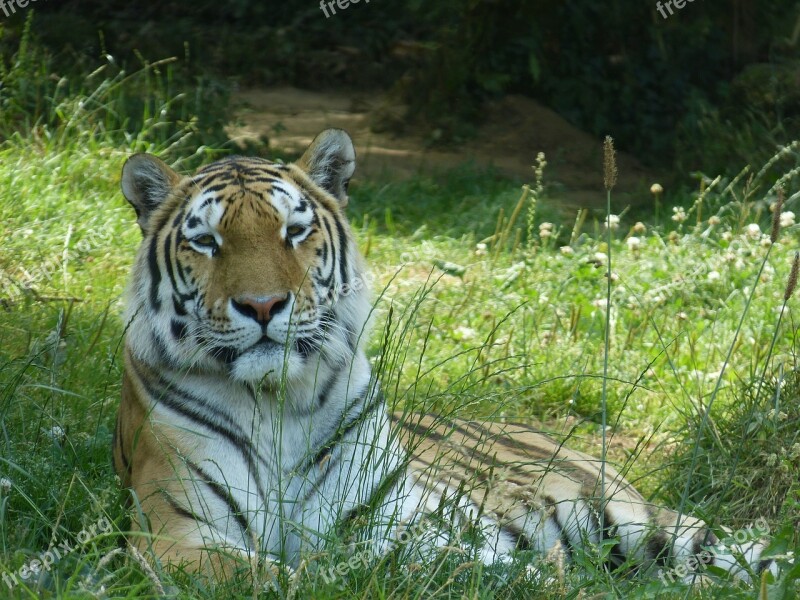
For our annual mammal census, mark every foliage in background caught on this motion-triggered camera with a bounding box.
[7,0,799,171]
[0,14,230,163]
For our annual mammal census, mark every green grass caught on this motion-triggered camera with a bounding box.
[1,32,799,600]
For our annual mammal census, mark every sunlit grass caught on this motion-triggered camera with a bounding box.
[3,134,800,600]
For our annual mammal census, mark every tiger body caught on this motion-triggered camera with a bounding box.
[114,129,774,583]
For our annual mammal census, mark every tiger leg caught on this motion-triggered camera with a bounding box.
[126,504,293,590]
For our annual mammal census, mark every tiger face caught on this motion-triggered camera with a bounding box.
[121,129,369,384]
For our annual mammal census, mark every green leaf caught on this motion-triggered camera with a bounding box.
[528,52,541,83]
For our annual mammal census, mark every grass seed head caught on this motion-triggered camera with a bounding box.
[603,136,617,192]
[771,188,785,243]
[785,252,799,302]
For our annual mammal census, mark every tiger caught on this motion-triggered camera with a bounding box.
[113,128,776,587]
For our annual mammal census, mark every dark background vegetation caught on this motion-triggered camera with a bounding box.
[1,0,799,176]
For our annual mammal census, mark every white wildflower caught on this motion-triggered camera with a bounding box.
[539,222,554,232]
[671,207,687,223]
[708,216,721,226]
[744,223,761,239]
[45,425,66,443]
[790,443,800,460]
[766,409,788,421]
[474,243,487,256]
[593,252,608,264]
[780,211,795,228]
[0,478,11,493]
[633,221,646,234]
[626,236,641,252]
[559,246,574,256]
[707,271,721,282]
[453,326,477,341]
[605,214,620,230]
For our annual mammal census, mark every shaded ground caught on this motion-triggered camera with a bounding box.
[228,87,665,211]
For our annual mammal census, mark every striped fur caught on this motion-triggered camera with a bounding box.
[395,413,774,580]
[113,129,774,584]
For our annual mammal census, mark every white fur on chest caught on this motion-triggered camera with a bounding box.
[148,355,406,564]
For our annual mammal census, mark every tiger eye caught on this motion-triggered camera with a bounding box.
[286,224,305,237]
[192,234,217,247]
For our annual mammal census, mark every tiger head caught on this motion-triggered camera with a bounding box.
[121,129,371,385]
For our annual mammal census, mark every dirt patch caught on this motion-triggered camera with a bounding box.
[228,87,665,211]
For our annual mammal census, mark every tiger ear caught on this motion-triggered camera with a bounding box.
[295,129,355,205]
[121,153,181,234]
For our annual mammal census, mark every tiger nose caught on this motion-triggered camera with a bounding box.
[232,294,289,324]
